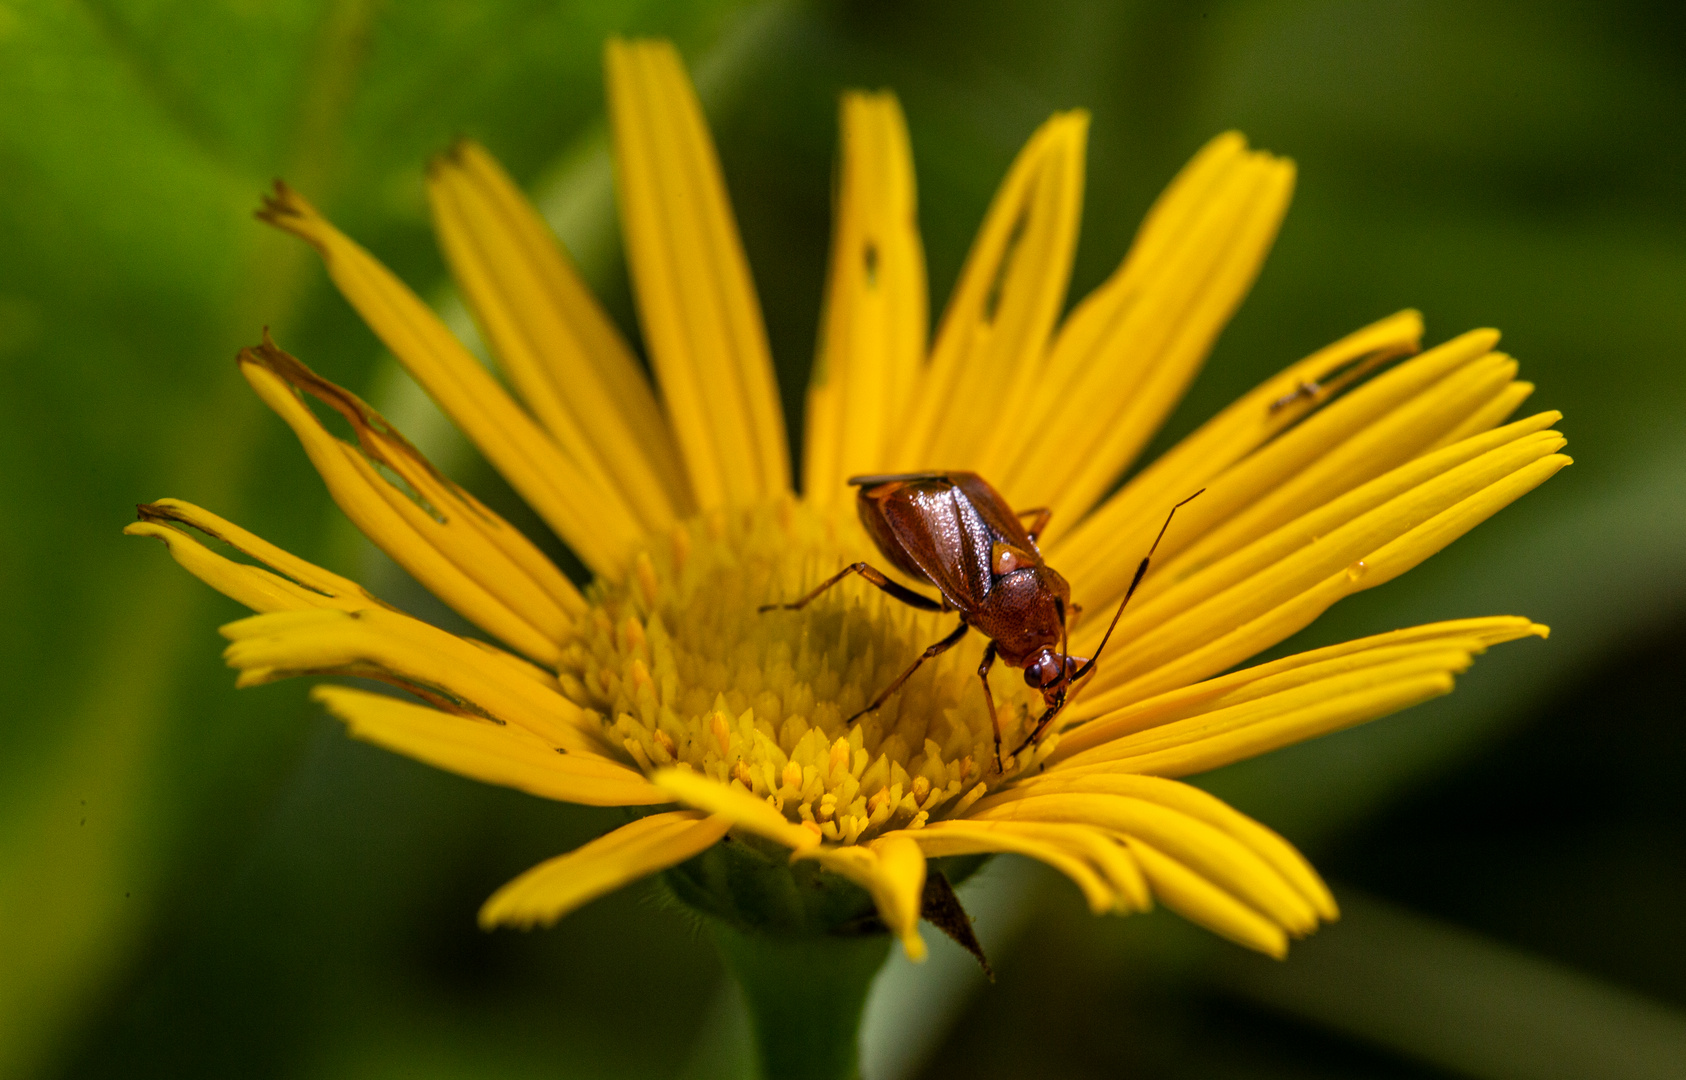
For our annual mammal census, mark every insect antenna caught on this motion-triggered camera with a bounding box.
[1007,488,1203,761]
[1067,487,1204,684]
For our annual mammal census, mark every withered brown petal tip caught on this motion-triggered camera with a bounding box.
[427,137,470,176]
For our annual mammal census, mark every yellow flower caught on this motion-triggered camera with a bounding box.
[128,38,1566,964]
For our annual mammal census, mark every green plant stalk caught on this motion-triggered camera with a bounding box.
[710,922,891,1080]
[663,833,995,1078]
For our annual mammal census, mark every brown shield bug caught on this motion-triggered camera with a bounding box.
[761,471,1198,771]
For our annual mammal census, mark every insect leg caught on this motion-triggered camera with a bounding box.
[1009,663,1093,758]
[975,640,1003,773]
[847,619,969,724]
[758,562,945,614]
[1015,506,1052,544]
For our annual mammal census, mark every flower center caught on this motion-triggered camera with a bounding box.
[557,497,1058,844]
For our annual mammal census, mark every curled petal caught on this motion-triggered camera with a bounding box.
[241,337,580,665]
[798,835,929,961]
[125,499,383,614]
[480,811,730,929]
[258,182,637,573]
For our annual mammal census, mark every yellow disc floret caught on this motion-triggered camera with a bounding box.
[557,497,1058,845]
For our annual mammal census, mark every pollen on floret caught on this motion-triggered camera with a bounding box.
[559,498,1059,845]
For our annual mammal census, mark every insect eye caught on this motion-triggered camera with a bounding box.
[1023,653,1063,688]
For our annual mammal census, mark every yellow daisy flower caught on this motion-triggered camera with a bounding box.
[128,38,1566,967]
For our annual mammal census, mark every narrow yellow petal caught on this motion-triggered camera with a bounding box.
[978,774,1334,920]
[1151,352,1526,588]
[1359,453,1572,589]
[804,91,927,504]
[996,136,1296,527]
[972,792,1319,934]
[1071,668,1463,777]
[126,519,317,613]
[650,767,821,851]
[890,110,1089,470]
[125,512,376,615]
[911,821,1123,915]
[1074,416,1564,673]
[240,339,581,666]
[1061,616,1547,742]
[219,607,603,753]
[799,835,929,960]
[313,686,668,806]
[257,183,635,573]
[1072,436,1569,701]
[1126,839,1289,957]
[1144,414,1561,618]
[605,38,789,507]
[1425,379,1535,452]
[1125,131,1253,274]
[1052,310,1425,593]
[1064,327,1501,612]
[427,140,691,530]
[914,819,1149,913]
[129,498,379,607]
[479,811,729,929]
[871,835,929,960]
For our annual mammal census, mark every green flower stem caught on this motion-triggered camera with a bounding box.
[709,921,892,1080]
[663,835,996,1077]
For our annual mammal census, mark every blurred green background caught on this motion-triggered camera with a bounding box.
[3,1,1684,1077]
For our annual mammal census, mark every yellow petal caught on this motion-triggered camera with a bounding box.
[1134,415,1561,631]
[313,686,667,806]
[257,183,634,574]
[605,38,789,507]
[219,607,602,753]
[889,110,1089,471]
[1062,616,1547,740]
[125,501,384,614]
[650,767,821,852]
[479,811,729,929]
[240,339,580,666]
[1426,379,1535,452]
[1126,839,1289,957]
[804,91,928,505]
[427,139,691,531]
[972,792,1319,934]
[1067,663,1467,777]
[1072,430,1568,702]
[1149,352,1527,590]
[911,820,1147,914]
[996,134,1295,528]
[799,835,929,960]
[1052,309,1425,593]
[978,774,1334,920]
[1073,416,1562,669]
